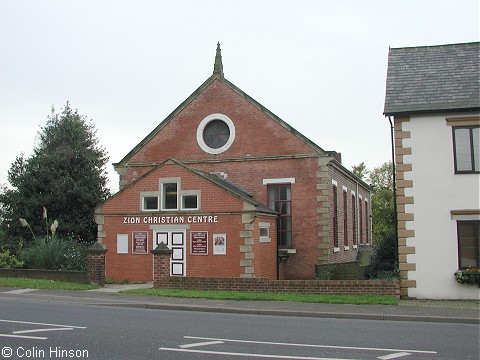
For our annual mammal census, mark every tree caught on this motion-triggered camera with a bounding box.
[0,103,110,245]
[352,161,397,278]
[352,161,395,243]
[368,162,395,243]
[351,162,368,180]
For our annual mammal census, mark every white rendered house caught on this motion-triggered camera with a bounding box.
[384,42,479,299]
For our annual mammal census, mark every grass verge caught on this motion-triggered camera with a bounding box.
[122,288,398,305]
[0,277,99,291]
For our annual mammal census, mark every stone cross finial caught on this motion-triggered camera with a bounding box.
[213,42,224,77]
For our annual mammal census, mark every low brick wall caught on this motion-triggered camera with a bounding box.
[154,277,400,299]
[0,268,89,284]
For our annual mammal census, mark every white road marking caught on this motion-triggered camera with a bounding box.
[160,347,356,360]
[13,327,74,334]
[184,336,437,355]
[4,288,38,294]
[0,319,85,341]
[0,319,86,328]
[0,333,47,340]
[180,340,224,348]
[378,353,412,360]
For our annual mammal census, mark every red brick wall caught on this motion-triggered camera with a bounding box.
[328,164,371,264]
[0,269,88,284]
[152,247,171,287]
[191,158,321,280]
[251,215,278,280]
[102,215,278,282]
[153,277,400,299]
[99,163,279,282]
[126,80,317,165]
[118,79,323,185]
[87,251,106,286]
[185,215,243,278]
[105,158,372,281]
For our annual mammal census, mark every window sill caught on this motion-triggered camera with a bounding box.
[333,247,340,253]
[279,248,297,254]
[353,245,358,249]
[278,248,296,260]
[344,246,349,251]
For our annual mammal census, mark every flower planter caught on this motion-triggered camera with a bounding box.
[455,268,480,287]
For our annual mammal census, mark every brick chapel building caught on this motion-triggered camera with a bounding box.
[95,44,371,282]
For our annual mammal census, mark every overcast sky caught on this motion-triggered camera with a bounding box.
[1,0,478,192]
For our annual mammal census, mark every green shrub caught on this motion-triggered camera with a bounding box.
[363,232,399,279]
[17,208,87,271]
[0,250,24,269]
[20,237,86,271]
[62,240,87,271]
[316,264,337,280]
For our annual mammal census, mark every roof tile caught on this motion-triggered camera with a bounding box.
[384,42,479,115]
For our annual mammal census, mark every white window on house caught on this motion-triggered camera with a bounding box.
[116,234,128,254]
[141,192,159,211]
[181,192,199,210]
[259,222,271,243]
[453,126,480,173]
[162,182,178,210]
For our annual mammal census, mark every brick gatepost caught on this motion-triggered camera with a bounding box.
[151,242,173,288]
[87,242,107,287]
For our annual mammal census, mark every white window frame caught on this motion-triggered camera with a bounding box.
[263,178,296,185]
[259,222,271,243]
[140,191,159,212]
[160,178,181,211]
[181,191,200,211]
[197,113,236,154]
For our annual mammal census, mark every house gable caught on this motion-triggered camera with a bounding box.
[99,158,275,215]
[115,46,331,171]
[384,42,480,116]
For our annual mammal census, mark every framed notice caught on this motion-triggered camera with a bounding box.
[132,231,148,254]
[213,234,226,255]
[191,231,208,255]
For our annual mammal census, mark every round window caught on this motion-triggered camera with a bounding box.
[203,120,230,149]
[197,114,235,154]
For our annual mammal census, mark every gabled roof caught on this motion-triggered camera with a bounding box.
[384,42,480,116]
[98,158,277,215]
[115,44,326,166]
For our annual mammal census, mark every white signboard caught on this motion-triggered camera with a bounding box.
[213,234,226,255]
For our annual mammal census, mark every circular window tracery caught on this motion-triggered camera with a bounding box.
[197,114,235,154]
[203,120,230,149]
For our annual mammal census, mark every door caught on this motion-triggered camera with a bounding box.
[155,230,186,276]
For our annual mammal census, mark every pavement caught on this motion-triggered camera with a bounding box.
[0,283,480,324]
[1,283,478,324]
